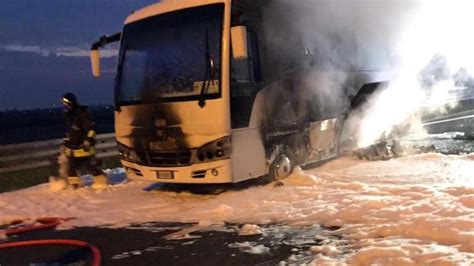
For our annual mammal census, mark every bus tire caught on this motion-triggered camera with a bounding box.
[269,148,294,181]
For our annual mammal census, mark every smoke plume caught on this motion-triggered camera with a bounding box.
[259,0,474,148]
[356,0,474,147]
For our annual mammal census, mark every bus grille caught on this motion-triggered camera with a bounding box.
[137,150,192,166]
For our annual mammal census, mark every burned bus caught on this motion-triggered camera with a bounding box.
[90,0,391,184]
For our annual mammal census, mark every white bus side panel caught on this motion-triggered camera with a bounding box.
[231,128,267,182]
[231,90,267,182]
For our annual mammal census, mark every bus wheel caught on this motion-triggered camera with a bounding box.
[270,153,293,181]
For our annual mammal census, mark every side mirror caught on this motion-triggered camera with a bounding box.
[231,26,248,60]
[91,50,101,77]
[90,33,121,77]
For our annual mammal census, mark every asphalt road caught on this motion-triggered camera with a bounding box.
[0,223,341,266]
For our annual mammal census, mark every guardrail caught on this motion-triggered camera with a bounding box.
[0,134,118,174]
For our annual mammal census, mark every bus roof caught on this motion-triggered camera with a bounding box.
[125,0,229,25]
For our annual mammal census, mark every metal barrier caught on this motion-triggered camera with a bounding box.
[0,134,118,174]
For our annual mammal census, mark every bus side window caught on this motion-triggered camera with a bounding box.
[230,31,262,129]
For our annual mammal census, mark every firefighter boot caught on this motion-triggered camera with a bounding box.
[67,176,83,189]
[91,174,109,189]
[49,176,68,191]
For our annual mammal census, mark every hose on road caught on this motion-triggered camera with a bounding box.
[0,217,102,266]
[3,217,74,236]
[0,239,101,266]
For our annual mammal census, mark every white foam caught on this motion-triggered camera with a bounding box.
[228,242,271,255]
[1,153,473,264]
[239,224,263,236]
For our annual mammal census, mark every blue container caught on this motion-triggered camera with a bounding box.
[106,168,128,185]
[80,168,128,187]
[80,174,94,187]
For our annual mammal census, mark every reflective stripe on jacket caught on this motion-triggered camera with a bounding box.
[64,147,96,158]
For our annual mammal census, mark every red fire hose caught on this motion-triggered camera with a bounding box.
[0,217,102,266]
[4,217,73,236]
[0,239,101,266]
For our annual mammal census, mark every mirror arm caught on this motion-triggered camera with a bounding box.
[91,33,122,51]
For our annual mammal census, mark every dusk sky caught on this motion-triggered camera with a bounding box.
[0,0,157,110]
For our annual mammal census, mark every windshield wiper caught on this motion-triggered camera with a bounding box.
[198,28,216,108]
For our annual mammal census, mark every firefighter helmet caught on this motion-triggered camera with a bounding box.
[62,92,77,110]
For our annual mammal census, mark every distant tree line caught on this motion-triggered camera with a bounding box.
[0,105,114,145]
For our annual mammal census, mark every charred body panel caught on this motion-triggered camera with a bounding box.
[229,0,392,174]
[254,71,391,167]
[115,96,231,168]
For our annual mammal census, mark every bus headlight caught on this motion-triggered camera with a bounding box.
[193,136,232,163]
[117,142,141,163]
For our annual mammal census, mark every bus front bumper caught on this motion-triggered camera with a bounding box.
[121,159,233,184]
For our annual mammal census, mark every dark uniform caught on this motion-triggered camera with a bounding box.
[60,93,106,187]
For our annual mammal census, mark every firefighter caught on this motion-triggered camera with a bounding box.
[59,92,108,189]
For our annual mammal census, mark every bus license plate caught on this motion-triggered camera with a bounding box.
[157,171,174,179]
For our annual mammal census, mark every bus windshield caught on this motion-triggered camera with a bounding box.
[116,4,224,105]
